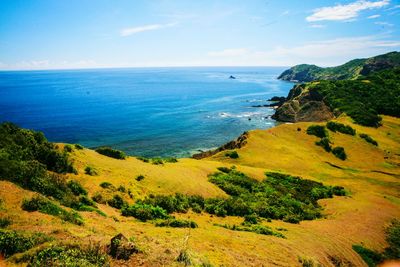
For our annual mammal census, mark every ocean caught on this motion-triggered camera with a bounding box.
[0,67,293,157]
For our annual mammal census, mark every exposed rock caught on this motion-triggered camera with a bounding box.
[108,233,138,260]
[272,84,335,123]
[192,132,248,159]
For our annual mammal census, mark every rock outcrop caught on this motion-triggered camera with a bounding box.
[192,132,248,159]
[107,233,138,260]
[272,84,335,123]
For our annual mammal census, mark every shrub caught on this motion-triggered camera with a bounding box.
[217,167,232,173]
[92,193,105,204]
[151,158,164,165]
[216,223,285,238]
[332,147,347,160]
[107,195,126,209]
[353,245,382,267]
[95,147,126,160]
[0,217,12,228]
[67,180,87,196]
[100,182,114,189]
[359,133,378,146]
[136,156,149,163]
[22,196,83,225]
[384,219,400,259]
[0,229,52,258]
[315,137,332,152]
[155,218,198,228]
[135,175,145,181]
[29,243,109,267]
[63,144,73,153]
[117,185,126,193]
[121,204,169,221]
[306,125,328,138]
[74,144,84,150]
[85,166,98,176]
[164,157,178,163]
[243,214,259,225]
[176,249,192,266]
[225,151,239,159]
[326,122,356,135]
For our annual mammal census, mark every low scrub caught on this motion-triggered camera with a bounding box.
[326,121,356,135]
[95,147,126,160]
[225,151,239,159]
[352,245,382,267]
[315,137,332,152]
[100,182,114,189]
[0,217,12,228]
[107,195,127,209]
[0,229,51,258]
[29,243,109,267]
[85,166,98,176]
[67,180,87,196]
[155,218,198,228]
[215,223,285,238]
[307,125,328,138]
[121,203,169,221]
[74,144,84,150]
[359,133,378,146]
[135,175,145,181]
[22,196,83,225]
[332,147,347,160]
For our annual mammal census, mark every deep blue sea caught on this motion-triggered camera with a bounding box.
[0,67,293,157]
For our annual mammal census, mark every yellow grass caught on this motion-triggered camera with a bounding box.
[1,115,399,266]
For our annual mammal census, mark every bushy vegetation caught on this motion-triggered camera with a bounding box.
[95,147,126,160]
[332,147,347,160]
[307,68,400,127]
[136,156,178,164]
[22,196,84,225]
[0,229,52,258]
[125,169,345,224]
[155,218,198,228]
[315,137,332,152]
[100,182,114,189]
[215,223,285,238]
[107,195,127,209]
[121,203,169,221]
[225,151,239,159]
[74,144,84,150]
[28,243,109,267]
[85,166,98,176]
[136,175,145,181]
[63,144,73,153]
[0,217,12,228]
[353,219,400,266]
[67,180,88,196]
[359,133,378,146]
[326,122,356,135]
[307,125,328,138]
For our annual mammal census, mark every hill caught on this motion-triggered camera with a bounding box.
[278,51,400,82]
[273,67,400,126]
[0,115,399,266]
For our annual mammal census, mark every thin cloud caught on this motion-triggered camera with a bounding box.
[208,48,249,57]
[368,14,381,18]
[310,24,326,28]
[306,0,390,22]
[120,22,177,37]
[375,21,395,26]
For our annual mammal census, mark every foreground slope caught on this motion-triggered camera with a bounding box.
[1,115,399,266]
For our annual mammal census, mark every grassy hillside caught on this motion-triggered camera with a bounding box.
[1,115,399,266]
[278,51,400,82]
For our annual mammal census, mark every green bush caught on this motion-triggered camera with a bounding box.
[85,166,98,176]
[67,180,87,196]
[117,185,126,193]
[243,214,259,225]
[216,223,285,238]
[95,147,126,160]
[332,147,347,160]
[315,137,332,152]
[22,196,84,225]
[63,144,73,153]
[225,151,239,159]
[136,175,145,181]
[107,195,126,209]
[306,125,328,138]
[136,156,149,163]
[326,122,356,135]
[100,182,114,189]
[384,219,400,259]
[0,229,51,258]
[353,245,382,267]
[28,243,108,267]
[0,217,12,228]
[92,193,105,204]
[121,203,169,221]
[359,133,378,146]
[151,158,164,165]
[164,157,178,163]
[155,218,198,228]
[74,144,84,150]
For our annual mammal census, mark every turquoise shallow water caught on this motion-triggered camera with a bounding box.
[0,67,293,157]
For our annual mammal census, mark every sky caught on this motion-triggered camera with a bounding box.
[0,0,399,70]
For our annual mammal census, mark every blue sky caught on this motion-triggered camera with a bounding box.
[0,0,399,70]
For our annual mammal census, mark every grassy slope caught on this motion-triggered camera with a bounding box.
[1,115,399,266]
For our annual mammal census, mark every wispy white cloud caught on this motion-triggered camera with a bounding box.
[368,14,381,18]
[0,59,101,70]
[375,21,395,26]
[306,0,390,22]
[120,22,177,37]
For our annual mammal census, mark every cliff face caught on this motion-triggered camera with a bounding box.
[278,51,400,83]
[272,84,335,122]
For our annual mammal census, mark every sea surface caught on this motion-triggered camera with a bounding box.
[0,67,293,157]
